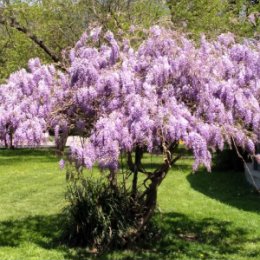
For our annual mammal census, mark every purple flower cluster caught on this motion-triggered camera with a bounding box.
[66,27,260,171]
[1,27,260,172]
[0,58,56,147]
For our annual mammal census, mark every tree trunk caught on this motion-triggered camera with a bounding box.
[131,147,143,198]
[130,142,180,241]
[9,132,14,149]
[4,135,7,148]
[126,160,171,243]
[143,165,169,222]
[125,142,180,242]
[56,129,68,155]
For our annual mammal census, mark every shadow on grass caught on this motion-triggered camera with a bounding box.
[0,212,258,260]
[0,215,62,248]
[187,169,260,214]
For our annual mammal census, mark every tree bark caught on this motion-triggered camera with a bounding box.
[131,147,143,198]
[126,163,170,244]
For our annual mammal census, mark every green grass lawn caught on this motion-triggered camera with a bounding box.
[0,149,260,260]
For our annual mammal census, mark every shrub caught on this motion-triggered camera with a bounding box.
[61,177,153,250]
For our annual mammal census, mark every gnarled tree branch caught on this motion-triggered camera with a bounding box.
[0,13,60,62]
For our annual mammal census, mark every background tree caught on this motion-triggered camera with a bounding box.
[167,0,260,39]
[0,0,168,81]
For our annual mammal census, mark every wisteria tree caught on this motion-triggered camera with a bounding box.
[1,26,260,240]
[64,27,260,231]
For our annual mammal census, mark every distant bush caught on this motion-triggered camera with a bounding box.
[213,147,250,171]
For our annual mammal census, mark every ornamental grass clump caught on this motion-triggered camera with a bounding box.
[62,177,153,250]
